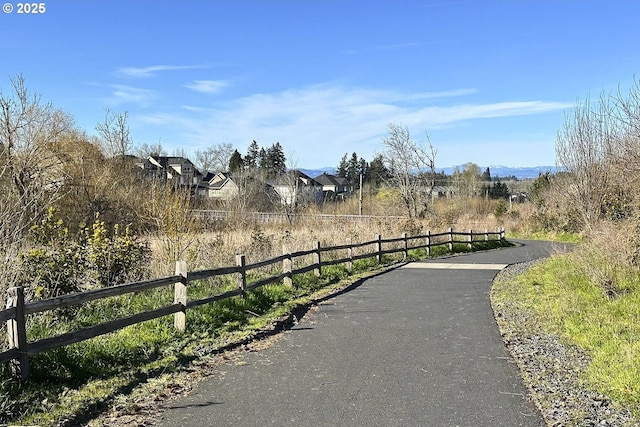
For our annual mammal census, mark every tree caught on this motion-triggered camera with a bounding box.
[0,75,75,296]
[195,142,234,173]
[481,167,491,182]
[380,123,437,218]
[366,154,389,188]
[262,142,286,177]
[0,74,74,231]
[244,140,260,169]
[337,152,368,188]
[347,152,367,188]
[171,147,188,158]
[556,94,617,230]
[96,107,132,159]
[228,149,244,172]
[135,140,166,158]
[489,180,510,199]
[336,153,349,178]
[459,162,482,198]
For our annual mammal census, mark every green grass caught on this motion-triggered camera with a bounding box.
[2,237,510,426]
[492,252,640,417]
[508,229,583,243]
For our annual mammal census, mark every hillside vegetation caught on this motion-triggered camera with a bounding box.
[492,79,640,423]
[3,73,640,425]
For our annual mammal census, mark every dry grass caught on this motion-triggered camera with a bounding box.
[145,197,512,276]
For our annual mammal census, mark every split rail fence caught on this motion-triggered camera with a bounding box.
[1,227,505,379]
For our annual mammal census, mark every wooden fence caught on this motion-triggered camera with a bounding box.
[1,227,505,379]
[191,210,406,223]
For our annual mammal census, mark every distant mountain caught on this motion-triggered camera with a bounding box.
[299,165,556,180]
[439,165,557,180]
[298,167,336,178]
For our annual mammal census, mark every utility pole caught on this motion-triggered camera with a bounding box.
[359,173,363,215]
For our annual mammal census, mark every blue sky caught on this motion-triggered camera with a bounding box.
[2,0,640,169]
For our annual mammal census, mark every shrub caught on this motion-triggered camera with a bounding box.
[493,199,509,218]
[18,209,150,302]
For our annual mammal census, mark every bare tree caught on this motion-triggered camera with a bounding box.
[195,142,235,173]
[459,162,482,199]
[0,75,74,227]
[0,75,75,293]
[380,123,437,218]
[556,94,618,230]
[171,147,189,158]
[96,107,132,159]
[135,140,166,158]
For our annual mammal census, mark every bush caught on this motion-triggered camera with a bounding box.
[493,199,509,218]
[18,209,150,302]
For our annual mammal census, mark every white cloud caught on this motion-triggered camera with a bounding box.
[184,80,230,94]
[115,65,206,78]
[108,84,157,106]
[134,84,571,168]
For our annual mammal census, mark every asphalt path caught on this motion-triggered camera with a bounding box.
[154,240,569,427]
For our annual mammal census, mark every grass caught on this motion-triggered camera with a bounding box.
[1,232,511,426]
[492,250,640,418]
[0,236,505,425]
[513,230,583,243]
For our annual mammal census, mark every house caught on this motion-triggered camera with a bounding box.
[267,170,323,206]
[510,192,528,204]
[146,155,202,186]
[432,185,455,199]
[313,173,353,201]
[206,172,240,200]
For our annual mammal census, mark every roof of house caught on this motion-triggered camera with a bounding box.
[267,170,321,187]
[313,173,349,186]
[146,155,206,177]
[209,174,238,190]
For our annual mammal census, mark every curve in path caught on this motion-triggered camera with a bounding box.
[154,240,566,427]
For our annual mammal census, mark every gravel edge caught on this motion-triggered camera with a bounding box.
[492,260,639,427]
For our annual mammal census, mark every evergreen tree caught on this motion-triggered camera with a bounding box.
[336,153,349,178]
[269,142,287,175]
[347,152,361,185]
[481,167,491,182]
[367,154,389,187]
[489,180,510,199]
[228,149,244,172]
[258,147,268,170]
[245,140,260,169]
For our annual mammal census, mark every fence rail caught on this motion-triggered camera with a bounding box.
[2,227,505,379]
[191,210,407,223]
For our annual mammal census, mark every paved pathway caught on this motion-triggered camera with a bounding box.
[154,240,568,426]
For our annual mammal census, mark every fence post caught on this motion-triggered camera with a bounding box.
[484,228,489,241]
[448,227,453,251]
[347,239,353,273]
[426,230,431,257]
[313,241,321,277]
[6,286,28,380]
[282,246,292,287]
[173,261,188,332]
[402,232,408,258]
[468,229,473,250]
[236,254,247,296]
[376,234,382,263]
[500,227,505,240]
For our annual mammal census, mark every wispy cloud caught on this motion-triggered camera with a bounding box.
[115,65,206,78]
[135,84,571,167]
[184,79,230,94]
[107,84,157,106]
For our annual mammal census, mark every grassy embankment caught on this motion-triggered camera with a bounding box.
[2,208,509,426]
[493,228,640,419]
